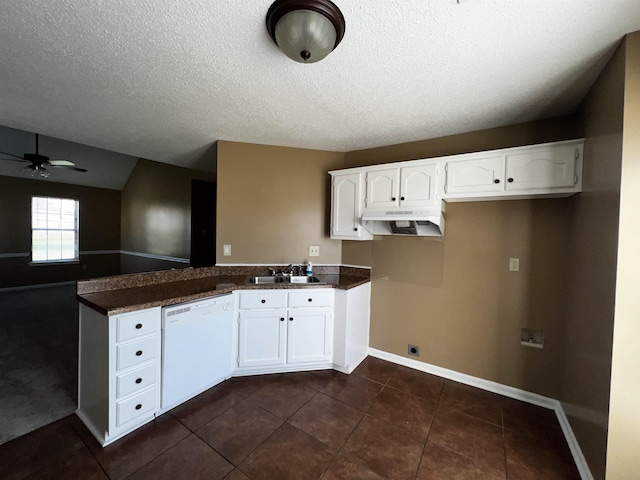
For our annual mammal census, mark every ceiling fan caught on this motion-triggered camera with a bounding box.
[0,133,88,178]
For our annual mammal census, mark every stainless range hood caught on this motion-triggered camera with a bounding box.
[361,205,445,237]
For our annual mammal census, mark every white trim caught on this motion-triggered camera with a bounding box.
[79,250,120,255]
[0,281,76,292]
[120,250,189,263]
[0,252,30,259]
[555,405,595,480]
[367,348,594,480]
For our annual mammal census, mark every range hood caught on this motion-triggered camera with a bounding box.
[361,205,445,237]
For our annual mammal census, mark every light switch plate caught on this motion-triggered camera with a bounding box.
[309,246,320,257]
[509,258,520,271]
[223,245,231,256]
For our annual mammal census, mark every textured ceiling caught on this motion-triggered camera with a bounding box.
[0,0,639,172]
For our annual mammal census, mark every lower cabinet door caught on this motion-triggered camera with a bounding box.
[287,309,332,364]
[238,310,287,368]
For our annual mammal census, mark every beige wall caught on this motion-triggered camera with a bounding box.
[607,31,640,480]
[121,158,213,260]
[342,117,580,397]
[0,175,121,287]
[216,141,344,264]
[559,38,626,480]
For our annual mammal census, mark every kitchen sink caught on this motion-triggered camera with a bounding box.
[245,275,325,285]
[246,276,286,284]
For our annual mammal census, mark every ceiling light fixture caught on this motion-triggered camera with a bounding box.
[23,164,50,178]
[266,0,345,64]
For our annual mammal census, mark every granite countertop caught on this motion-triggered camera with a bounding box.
[77,270,370,316]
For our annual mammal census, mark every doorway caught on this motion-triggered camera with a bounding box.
[190,179,216,268]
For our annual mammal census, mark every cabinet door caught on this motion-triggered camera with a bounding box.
[505,144,578,191]
[331,173,363,239]
[445,156,504,195]
[287,309,332,364]
[238,310,286,368]
[366,168,400,208]
[400,164,438,207]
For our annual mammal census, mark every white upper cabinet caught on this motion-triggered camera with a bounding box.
[504,143,578,191]
[366,168,399,208]
[331,172,372,240]
[444,156,504,195]
[366,163,438,209]
[443,139,583,201]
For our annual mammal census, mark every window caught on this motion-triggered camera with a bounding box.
[31,196,79,263]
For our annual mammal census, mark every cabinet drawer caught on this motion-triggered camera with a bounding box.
[238,291,287,309]
[288,290,333,308]
[116,364,156,399]
[116,336,157,371]
[116,387,157,427]
[116,309,158,342]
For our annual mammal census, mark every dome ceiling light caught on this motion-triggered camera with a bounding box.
[266,0,346,64]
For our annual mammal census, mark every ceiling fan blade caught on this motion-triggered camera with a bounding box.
[48,159,76,166]
[47,163,88,173]
[0,150,26,160]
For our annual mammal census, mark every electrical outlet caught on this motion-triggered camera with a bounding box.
[309,245,320,257]
[408,344,420,357]
[509,258,520,271]
[223,245,231,256]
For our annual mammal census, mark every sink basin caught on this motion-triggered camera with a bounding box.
[245,275,324,285]
[246,276,286,284]
[288,276,323,284]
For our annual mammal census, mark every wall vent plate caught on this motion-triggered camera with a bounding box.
[408,344,420,357]
[520,328,544,349]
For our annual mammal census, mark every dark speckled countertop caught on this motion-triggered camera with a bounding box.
[77,267,370,316]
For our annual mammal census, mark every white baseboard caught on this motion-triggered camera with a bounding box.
[367,348,593,480]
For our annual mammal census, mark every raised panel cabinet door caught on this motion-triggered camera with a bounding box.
[400,164,438,207]
[505,144,578,191]
[332,173,361,238]
[287,309,332,364]
[445,156,504,195]
[238,310,286,368]
[366,168,400,208]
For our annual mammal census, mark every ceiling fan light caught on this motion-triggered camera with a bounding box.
[23,164,50,178]
[266,0,345,64]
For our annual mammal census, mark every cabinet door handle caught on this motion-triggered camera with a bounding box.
[135,378,142,384]
[261,299,266,304]
[354,227,358,231]
[280,317,284,322]
[391,197,396,201]
[308,298,313,302]
[136,350,143,356]
[289,317,293,321]
[494,179,500,184]
[508,178,514,183]
[135,404,142,410]
[400,196,405,201]
[135,323,143,329]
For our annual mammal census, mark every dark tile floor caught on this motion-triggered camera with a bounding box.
[0,357,581,480]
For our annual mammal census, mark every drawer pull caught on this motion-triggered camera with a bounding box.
[261,299,266,304]
[135,378,142,384]
[136,350,143,356]
[135,404,142,410]
[494,179,500,184]
[135,323,143,329]
[289,317,293,321]
[308,298,312,302]
[508,178,514,183]
[280,317,285,322]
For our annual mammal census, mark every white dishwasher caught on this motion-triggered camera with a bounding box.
[161,294,235,411]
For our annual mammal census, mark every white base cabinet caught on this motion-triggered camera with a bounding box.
[235,289,334,375]
[333,282,371,373]
[77,304,161,446]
